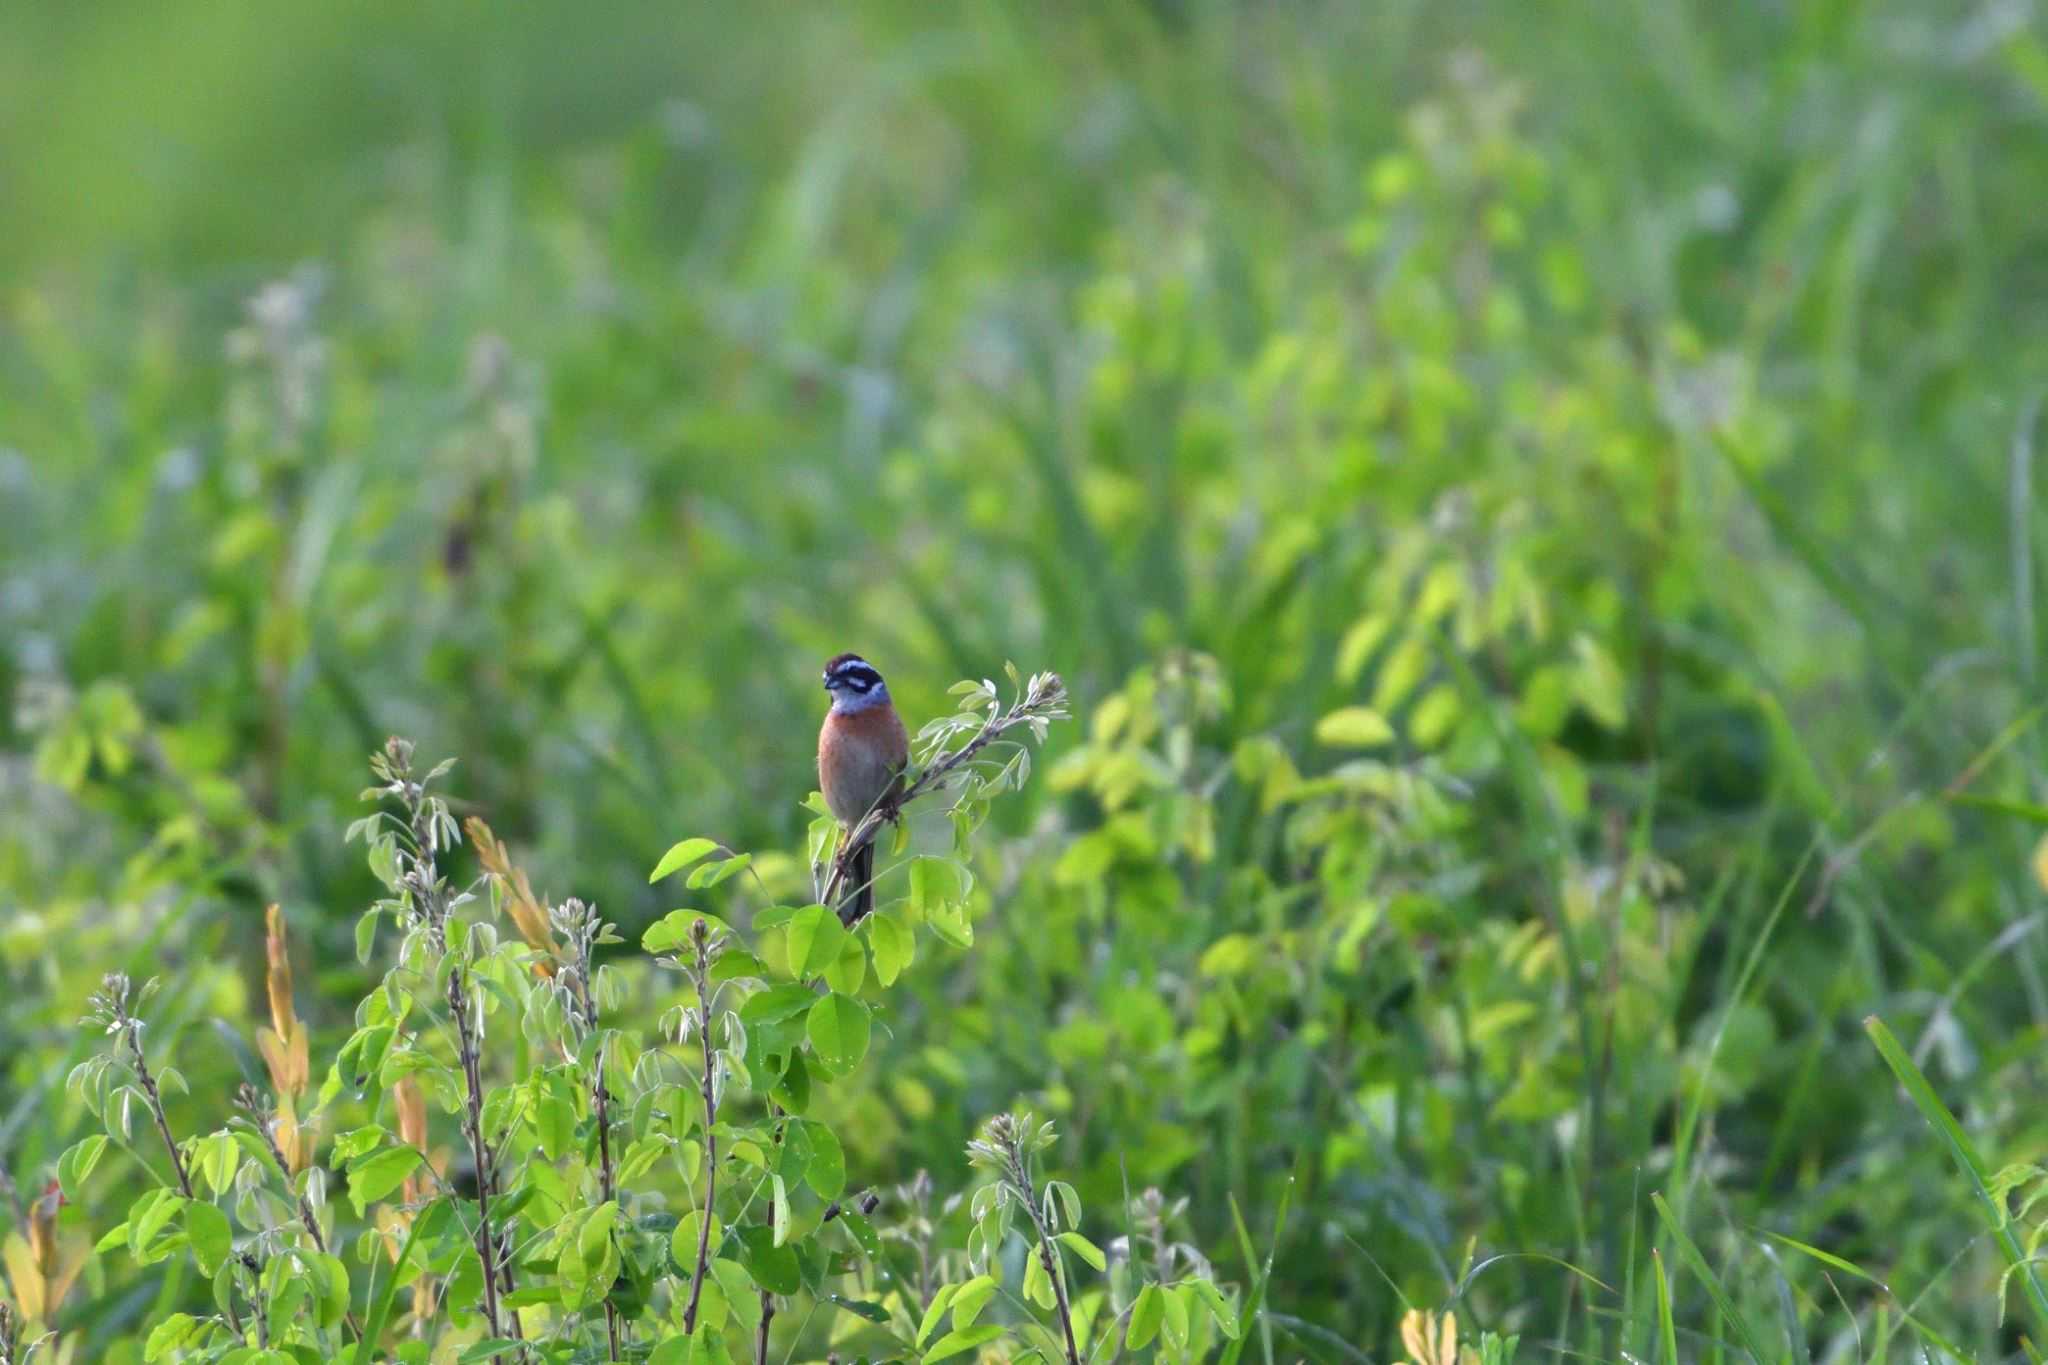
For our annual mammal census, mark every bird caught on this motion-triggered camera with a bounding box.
[817,652,910,923]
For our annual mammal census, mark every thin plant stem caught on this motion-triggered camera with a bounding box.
[123,1019,193,1200]
[1008,1149,1081,1365]
[243,1086,362,1339]
[682,919,719,1334]
[447,966,509,1339]
[570,921,624,1363]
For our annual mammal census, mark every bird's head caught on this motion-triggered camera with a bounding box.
[823,653,890,713]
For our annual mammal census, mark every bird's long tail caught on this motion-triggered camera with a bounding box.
[846,840,875,924]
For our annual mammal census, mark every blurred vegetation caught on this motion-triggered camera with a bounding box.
[6,0,2048,1360]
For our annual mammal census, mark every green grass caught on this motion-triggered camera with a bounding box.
[5,0,2048,1359]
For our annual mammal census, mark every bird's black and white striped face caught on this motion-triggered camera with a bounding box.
[823,653,890,713]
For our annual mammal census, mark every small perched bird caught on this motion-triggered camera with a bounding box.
[817,652,910,922]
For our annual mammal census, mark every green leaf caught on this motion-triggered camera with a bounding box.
[1314,706,1394,748]
[822,933,867,994]
[531,1087,575,1162]
[354,909,381,965]
[800,1119,845,1200]
[712,950,770,982]
[186,1200,232,1276]
[196,1132,240,1196]
[1571,633,1628,730]
[1189,1277,1240,1339]
[1371,634,1431,713]
[458,1341,528,1363]
[866,909,914,987]
[58,1134,109,1199]
[738,1225,802,1295]
[828,1294,891,1323]
[785,904,849,978]
[917,1283,962,1348]
[672,1210,724,1271]
[643,909,726,956]
[771,1174,792,1247]
[908,856,959,920]
[1057,1231,1106,1271]
[924,1324,1005,1363]
[1023,1249,1053,1308]
[1160,1283,1191,1351]
[950,1274,997,1330]
[650,838,720,883]
[807,993,871,1075]
[144,1312,199,1362]
[1127,1283,1165,1350]
[130,1189,185,1259]
[579,1200,619,1266]
[346,1146,422,1216]
[688,852,753,888]
[309,1251,351,1329]
[772,1050,812,1114]
[840,1210,882,1260]
[741,983,819,1026]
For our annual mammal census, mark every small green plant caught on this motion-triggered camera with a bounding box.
[19,669,1261,1365]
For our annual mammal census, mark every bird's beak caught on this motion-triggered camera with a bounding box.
[821,676,833,691]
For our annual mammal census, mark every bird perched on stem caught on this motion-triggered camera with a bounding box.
[817,653,909,923]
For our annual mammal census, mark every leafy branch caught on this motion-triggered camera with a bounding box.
[365,738,519,1343]
[819,668,1067,926]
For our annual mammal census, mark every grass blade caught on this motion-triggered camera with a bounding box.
[1219,1179,1291,1365]
[1653,1250,1678,1365]
[1864,1014,2048,1331]
[1651,1192,1767,1365]
[352,1209,428,1365]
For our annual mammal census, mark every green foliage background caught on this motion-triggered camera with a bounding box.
[6,0,2048,1359]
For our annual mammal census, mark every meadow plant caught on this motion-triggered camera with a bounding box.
[13,666,1270,1364]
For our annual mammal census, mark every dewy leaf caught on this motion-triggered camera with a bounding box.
[807,993,871,1075]
[1190,1277,1241,1338]
[821,934,867,995]
[1127,1284,1165,1350]
[828,1295,891,1323]
[1160,1283,1191,1351]
[799,1119,846,1200]
[866,909,914,987]
[649,838,719,883]
[738,1225,802,1295]
[784,904,849,979]
[1023,1249,1053,1308]
[1313,706,1394,748]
